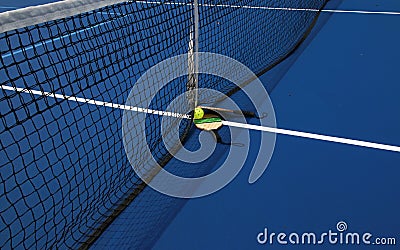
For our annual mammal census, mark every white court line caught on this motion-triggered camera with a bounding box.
[2,85,399,153]
[0,6,17,9]
[137,1,400,16]
[1,85,191,119]
[223,121,400,153]
[1,15,121,59]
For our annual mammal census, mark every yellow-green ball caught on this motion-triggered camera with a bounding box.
[194,107,204,119]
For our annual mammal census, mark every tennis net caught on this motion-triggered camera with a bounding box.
[1,0,329,248]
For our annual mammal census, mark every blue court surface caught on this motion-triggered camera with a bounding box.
[154,0,400,249]
[0,0,399,249]
[0,0,60,13]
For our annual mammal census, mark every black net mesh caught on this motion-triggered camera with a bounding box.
[0,0,328,249]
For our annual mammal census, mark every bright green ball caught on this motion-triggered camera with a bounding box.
[194,107,204,119]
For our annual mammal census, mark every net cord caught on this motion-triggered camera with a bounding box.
[0,0,136,33]
[2,1,399,34]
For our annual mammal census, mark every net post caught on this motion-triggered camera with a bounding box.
[188,0,199,108]
[193,0,199,107]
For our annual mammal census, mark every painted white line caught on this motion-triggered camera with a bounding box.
[320,9,400,15]
[137,1,400,16]
[3,85,398,152]
[1,85,191,119]
[1,16,119,59]
[0,6,17,9]
[223,121,400,153]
